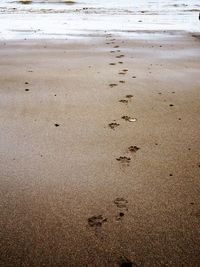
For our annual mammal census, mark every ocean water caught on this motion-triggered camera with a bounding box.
[0,0,199,39]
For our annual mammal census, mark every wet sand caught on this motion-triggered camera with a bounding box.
[0,32,200,267]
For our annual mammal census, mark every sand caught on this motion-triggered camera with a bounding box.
[0,31,200,267]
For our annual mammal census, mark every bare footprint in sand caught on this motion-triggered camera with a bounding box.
[114,197,128,209]
[126,95,133,99]
[119,257,137,267]
[190,209,200,219]
[122,116,137,122]
[88,215,107,228]
[116,156,131,165]
[119,72,126,75]
[109,83,118,88]
[128,146,140,153]
[114,197,129,221]
[119,99,128,104]
[108,122,120,130]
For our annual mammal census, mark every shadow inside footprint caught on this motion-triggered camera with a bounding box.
[88,215,107,227]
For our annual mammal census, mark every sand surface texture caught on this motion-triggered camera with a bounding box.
[0,32,200,267]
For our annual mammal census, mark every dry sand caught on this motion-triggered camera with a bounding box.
[0,31,200,267]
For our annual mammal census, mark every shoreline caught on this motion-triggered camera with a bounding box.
[0,31,200,266]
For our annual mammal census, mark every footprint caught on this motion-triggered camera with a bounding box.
[114,45,120,48]
[118,61,123,64]
[116,156,131,164]
[126,95,133,98]
[116,55,124,58]
[119,72,126,75]
[54,123,60,127]
[114,197,128,221]
[190,209,200,219]
[122,69,128,72]
[114,197,128,209]
[88,215,107,227]
[119,257,137,267]
[25,89,29,91]
[119,99,128,104]
[132,76,136,79]
[122,116,137,122]
[109,63,116,65]
[109,83,118,88]
[108,122,120,130]
[128,146,140,153]
[119,80,125,83]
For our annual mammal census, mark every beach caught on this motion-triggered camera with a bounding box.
[0,31,200,266]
